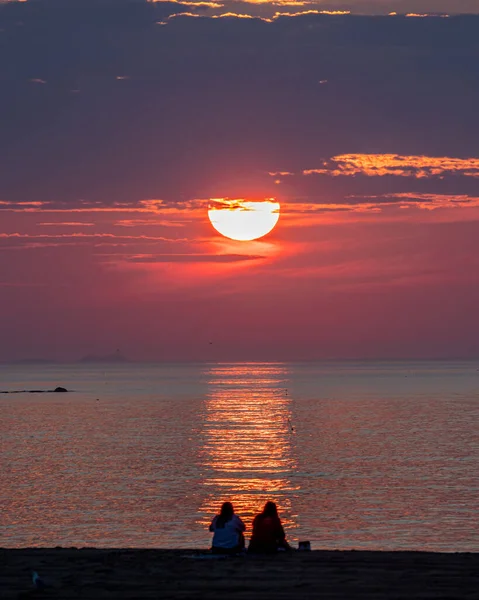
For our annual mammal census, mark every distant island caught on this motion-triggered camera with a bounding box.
[79,352,129,363]
[7,358,57,365]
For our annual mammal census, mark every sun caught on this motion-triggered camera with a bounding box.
[208,198,280,241]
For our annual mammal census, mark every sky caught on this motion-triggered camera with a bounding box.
[1,0,479,362]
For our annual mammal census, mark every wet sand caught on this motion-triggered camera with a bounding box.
[1,548,478,599]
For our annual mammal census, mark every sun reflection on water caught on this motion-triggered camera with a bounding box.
[197,364,299,534]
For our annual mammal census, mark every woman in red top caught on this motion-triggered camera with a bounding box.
[248,501,292,553]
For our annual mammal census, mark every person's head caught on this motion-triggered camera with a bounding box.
[219,502,234,520]
[262,501,278,518]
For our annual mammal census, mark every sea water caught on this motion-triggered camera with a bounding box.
[1,361,478,551]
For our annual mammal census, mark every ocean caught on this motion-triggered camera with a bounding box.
[1,361,478,551]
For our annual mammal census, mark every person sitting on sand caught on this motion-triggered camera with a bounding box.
[209,502,246,554]
[248,501,292,554]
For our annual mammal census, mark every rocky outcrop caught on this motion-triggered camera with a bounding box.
[1,387,69,394]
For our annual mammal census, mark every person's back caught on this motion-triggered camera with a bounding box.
[248,501,291,554]
[209,502,246,554]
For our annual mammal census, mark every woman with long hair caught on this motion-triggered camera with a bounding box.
[248,501,292,553]
[209,502,246,554]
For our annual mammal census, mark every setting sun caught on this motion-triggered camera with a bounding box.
[208,198,280,241]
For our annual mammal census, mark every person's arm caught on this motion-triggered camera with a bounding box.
[275,518,292,549]
[235,515,246,532]
[209,516,217,532]
[275,518,286,542]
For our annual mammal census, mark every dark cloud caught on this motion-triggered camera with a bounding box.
[1,5,478,207]
[0,232,189,251]
[122,253,265,262]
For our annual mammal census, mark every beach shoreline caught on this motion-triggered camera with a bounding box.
[1,548,478,599]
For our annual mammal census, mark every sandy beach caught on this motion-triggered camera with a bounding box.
[1,548,478,599]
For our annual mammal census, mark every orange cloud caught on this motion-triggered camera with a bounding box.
[0,201,45,208]
[38,222,95,227]
[274,9,350,17]
[168,11,202,18]
[208,197,278,210]
[378,193,479,210]
[119,253,264,263]
[303,154,479,178]
[114,219,187,227]
[212,12,256,18]
[171,0,224,5]
[148,0,223,4]
[0,199,208,214]
[313,10,350,15]
[279,194,479,218]
[405,13,449,18]
[270,1,311,5]
[0,232,187,242]
[162,7,352,23]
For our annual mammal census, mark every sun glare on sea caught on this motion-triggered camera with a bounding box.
[208,198,280,241]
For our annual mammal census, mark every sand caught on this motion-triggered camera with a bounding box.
[1,548,478,599]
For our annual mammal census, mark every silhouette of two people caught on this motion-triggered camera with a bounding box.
[209,501,292,554]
